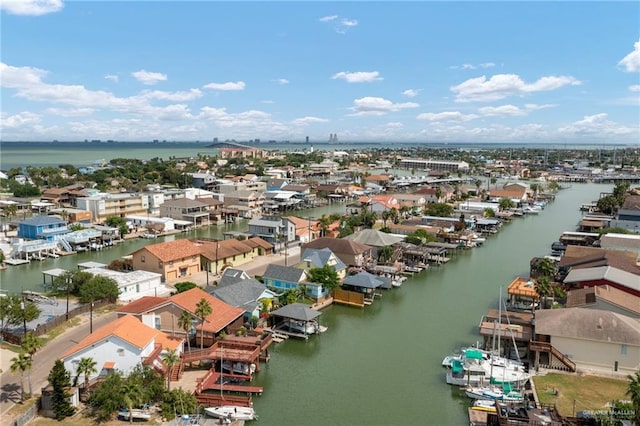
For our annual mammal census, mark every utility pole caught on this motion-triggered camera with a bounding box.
[20,298,27,335]
[65,275,71,321]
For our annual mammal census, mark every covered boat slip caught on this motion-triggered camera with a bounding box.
[268,303,323,339]
[181,337,272,375]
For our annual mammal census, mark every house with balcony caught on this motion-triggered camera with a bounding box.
[302,237,373,267]
[223,190,265,219]
[209,268,278,321]
[159,198,210,227]
[18,216,69,241]
[130,239,202,282]
[116,287,245,347]
[248,216,296,245]
[76,193,149,222]
[61,314,183,382]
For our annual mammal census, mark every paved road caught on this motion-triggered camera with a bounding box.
[0,310,116,420]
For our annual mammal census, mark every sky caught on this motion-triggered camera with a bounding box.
[1,0,639,144]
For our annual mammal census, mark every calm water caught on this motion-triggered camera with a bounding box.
[0,183,609,425]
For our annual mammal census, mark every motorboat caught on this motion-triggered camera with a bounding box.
[221,360,256,376]
[465,385,525,403]
[204,405,257,421]
[288,319,319,334]
[471,399,497,413]
[117,408,151,421]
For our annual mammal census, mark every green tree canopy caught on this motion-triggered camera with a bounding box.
[173,281,197,294]
[425,203,453,218]
[307,264,341,291]
[79,275,119,303]
[0,296,41,334]
[498,197,516,211]
[195,297,213,349]
[10,352,31,402]
[48,359,76,420]
[105,216,129,235]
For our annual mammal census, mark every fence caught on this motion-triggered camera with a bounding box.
[1,299,112,345]
[9,400,39,426]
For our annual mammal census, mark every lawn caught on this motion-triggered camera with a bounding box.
[533,372,629,417]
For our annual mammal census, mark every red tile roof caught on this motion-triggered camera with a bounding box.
[61,314,178,359]
[170,288,244,333]
[132,239,202,262]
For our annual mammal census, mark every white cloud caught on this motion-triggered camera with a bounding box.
[261,100,275,104]
[132,70,167,86]
[451,73,581,102]
[45,107,95,117]
[350,97,419,116]
[417,111,479,122]
[385,122,404,128]
[104,74,119,83]
[320,15,358,34]
[332,71,382,83]
[558,113,637,136]
[203,81,246,91]
[450,62,496,70]
[0,0,63,15]
[292,116,330,126]
[139,89,203,102]
[402,89,420,98]
[319,15,338,22]
[0,111,41,128]
[618,40,640,72]
[273,78,289,85]
[629,85,640,92]
[478,103,555,117]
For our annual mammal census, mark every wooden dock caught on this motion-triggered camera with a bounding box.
[199,371,263,395]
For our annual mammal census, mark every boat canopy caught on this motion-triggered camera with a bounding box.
[465,349,485,360]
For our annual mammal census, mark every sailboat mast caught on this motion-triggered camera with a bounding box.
[497,287,502,357]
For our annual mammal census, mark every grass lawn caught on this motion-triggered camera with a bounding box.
[533,372,629,417]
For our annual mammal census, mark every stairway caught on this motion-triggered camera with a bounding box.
[170,361,184,381]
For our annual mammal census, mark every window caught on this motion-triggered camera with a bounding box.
[154,317,161,330]
[621,344,628,355]
[117,348,125,357]
[141,255,145,263]
[191,255,196,261]
[169,260,174,266]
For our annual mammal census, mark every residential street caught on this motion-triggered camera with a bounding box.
[0,310,117,420]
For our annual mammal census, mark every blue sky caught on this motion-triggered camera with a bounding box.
[1,1,639,144]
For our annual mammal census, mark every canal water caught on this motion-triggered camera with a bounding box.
[0,183,609,425]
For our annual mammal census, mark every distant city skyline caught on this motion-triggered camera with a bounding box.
[1,1,639,144]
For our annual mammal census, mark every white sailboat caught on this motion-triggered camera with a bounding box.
[204,405,257,421]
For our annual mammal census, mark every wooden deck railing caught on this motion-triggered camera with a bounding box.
[529,341,576,372]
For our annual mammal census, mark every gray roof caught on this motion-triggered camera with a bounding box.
[270,302,321,321]
[218,268,252,287]
[563,266,640,292]
[299,248,346,272]
[209,278,273,313]
[343,229,404,247]
[160,198,208,208]
[262,264,307,283]
[343,271,385,289]
[535,308,640,345]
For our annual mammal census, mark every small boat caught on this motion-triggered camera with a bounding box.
[465,385,525,403]
[221,360,256,376]
[471,399,497,413]
[117,408,151,421]
[288,319,319,334]
[204,405,257,421]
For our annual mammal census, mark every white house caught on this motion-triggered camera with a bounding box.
[61,314,183,381]
[82,267,170,302]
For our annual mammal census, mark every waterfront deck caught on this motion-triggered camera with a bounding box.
[198,370,263,395]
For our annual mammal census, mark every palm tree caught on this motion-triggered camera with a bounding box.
[195,298,213,349]
[177,310,193,353]
[21,332,43,397]
[318,214,331,238]
[534,257,556,279]
[76,357,97,394]
[535,276,552,309]
[121,381,141,424]
[10,352,31,401]
[161,349,180,391]
[381,210,391,227]
[626,370,640,425]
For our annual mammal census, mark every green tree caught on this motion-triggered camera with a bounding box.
[425,203,453,218]
[535,276,552,309]
[121,380,142,423]
[173,281,197,294]
[89,371,124,422]
[307,264,341,292]
[626,370,640,425]
[533,257,556,279]
[318,214,331,237]
[161,349,180,391]
[79,275,119,303]
[498,197,515,211]
[547,180,560,192]
[178,310,193,353]
[105,215,129,235]
[160,388,199,421]
[10,352,31,402]
[613,181,630,206]
[381,210,391,227]
[195,298,213,349]
[377,245,394,263]
[21,332,43,397]
[483,208,496,218]
[75,357,97,394]
[48,359,76,420]
[0,296,41,334]
[596,194,618,215]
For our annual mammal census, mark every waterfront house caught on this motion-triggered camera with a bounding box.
[81,267,170,303]
[284,215,318,244]
[562,265,640,298]
[209,269,278,321]
[116,287,245,347]
[533,308,640,375]
[41,184,89,207]
[189,172,217,190]
[222,190,265,218]
[505,276,539,311]
[341,271,386,305]
[611,194,640,232]
[566,285,640,319]
[248,216,296,245]
[262,264,310,293]
[297,247,347,280]
[130,239,202,282]
[399,159,469,173]
[343,229,404,259]
[301,237,373,267]
[61,314,184,382]
[159,198,210,227]
[18,216,68,241]
[599,232,640,256]
[76,192,149,222]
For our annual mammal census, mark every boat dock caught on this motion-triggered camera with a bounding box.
[198,371,263,395]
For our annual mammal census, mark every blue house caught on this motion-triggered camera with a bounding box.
[209,268,278,320]
[262,264,327,300]
[18,216,69,241]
